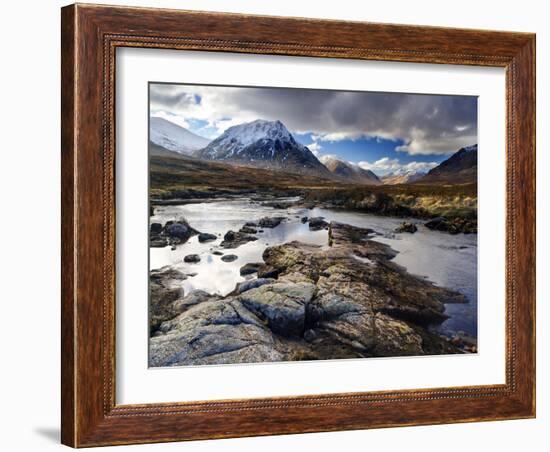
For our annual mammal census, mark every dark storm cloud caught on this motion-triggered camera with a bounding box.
[149,83,477,155]
[150,84,200,111]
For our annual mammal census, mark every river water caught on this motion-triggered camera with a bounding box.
[150,197,477,339]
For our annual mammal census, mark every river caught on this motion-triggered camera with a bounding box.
[150,197,478,339]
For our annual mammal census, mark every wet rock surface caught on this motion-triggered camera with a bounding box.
[263,200,295,209]
[149,299,283,366]
[150,218,199,248]
[425,216,477,234]
[395,221,417,233]
[220,254,238,262]
[183,254,201,263]
[198,232,217,243]
[257,265,279,279]
[239,226,258,234]
[220,230,259,248]
[149,222,468,366]
[149,266,186,333]
[150,222,163,234]
[233,278,275,295]
[308,217,329,231]
[239,262,264,276]
[258,216,285,228]
[239,282,315,337]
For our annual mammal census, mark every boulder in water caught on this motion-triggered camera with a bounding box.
[258,216,285,228]
[395,222,417,233]
[198,232,217,243]
[183,254,201,263]
[308,217,329,231]
[221,254,238,262]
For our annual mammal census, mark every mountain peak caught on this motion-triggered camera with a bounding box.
[420,144,478,184]
[320,155,381,185]
[460,144,478,153]
[196,119,329,177]
[220,119,294,149]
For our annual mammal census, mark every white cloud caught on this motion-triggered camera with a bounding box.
[403,161,439,173]
[150,111,190,130]
[306,141,323,156]
[311,132,369,142]
[395,127,476,155]
[149,84,477,155]
[358,158,438,177]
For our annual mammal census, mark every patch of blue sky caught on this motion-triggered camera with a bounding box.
[293,132,449,166]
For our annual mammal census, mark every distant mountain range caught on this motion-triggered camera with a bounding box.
[420,144,477,184]
[320,155,381,185]
[149,116,477,185]
[150,117,210,155]
[381,171,426,185]
[196,119,330,177]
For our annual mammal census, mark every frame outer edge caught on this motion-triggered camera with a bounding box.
[514,35,536,416]
[61,4,77,448]
[60,3,536,446]
[531,35,536,417]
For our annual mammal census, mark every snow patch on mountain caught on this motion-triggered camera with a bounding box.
[150,117,210,154]
[196,119,330,177]
[199,119,294,159]
[381,170,426,185]
[461,144,478,153]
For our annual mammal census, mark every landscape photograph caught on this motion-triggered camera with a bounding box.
[147,83,478,368]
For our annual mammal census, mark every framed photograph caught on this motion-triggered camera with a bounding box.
[61,4,536,447]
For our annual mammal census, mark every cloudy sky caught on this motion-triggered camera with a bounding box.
[149,83,477,176]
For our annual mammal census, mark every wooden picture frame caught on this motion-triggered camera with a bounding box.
[61,3,536,447]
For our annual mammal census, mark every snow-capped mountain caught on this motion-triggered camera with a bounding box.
[320,155,381,185]
[420,144,478,184]
[381,171,426,185]
[150,117,210,155]
[196,119,330,176]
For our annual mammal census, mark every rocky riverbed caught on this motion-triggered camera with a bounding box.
[149,221,472,367]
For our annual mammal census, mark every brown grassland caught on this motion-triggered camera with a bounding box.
[150,151,477,221]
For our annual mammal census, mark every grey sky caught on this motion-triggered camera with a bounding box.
[150,83,477,156]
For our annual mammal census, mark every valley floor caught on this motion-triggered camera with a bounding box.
[148,155,478,366]
[151,154,477,233]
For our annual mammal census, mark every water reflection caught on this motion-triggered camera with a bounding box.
[151,200,328,296]
[150,198,477,337]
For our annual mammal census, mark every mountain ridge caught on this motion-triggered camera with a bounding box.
[420,144,477,184]
[196,119,330,177]
[320,155,381,185]
[150,116,210,155]
[381,171,426,185]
